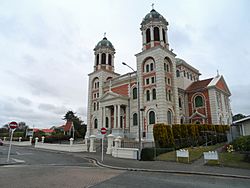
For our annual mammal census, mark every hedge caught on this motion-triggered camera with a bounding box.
[154,124,229,149]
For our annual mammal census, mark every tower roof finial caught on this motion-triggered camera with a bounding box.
[104,32,106,38]
[216,69,220,77]
[151,3,154,10]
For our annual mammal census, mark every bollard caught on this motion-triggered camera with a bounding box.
[85,136,89,145]
[29,136,32,144]
[116,136,122,148]
[19,137,22,142]
[89,135,96,152]
[106,134,114,154]
[35,137,39,145]
[41,136,45,144]
[3,137,6,141]
[69,138,74,146]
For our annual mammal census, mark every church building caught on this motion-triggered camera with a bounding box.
[86,8,232,140]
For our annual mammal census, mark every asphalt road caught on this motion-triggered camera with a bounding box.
[1,145,250,188]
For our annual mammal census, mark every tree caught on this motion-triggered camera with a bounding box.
[233,114,246,121]
[63,111,87,139]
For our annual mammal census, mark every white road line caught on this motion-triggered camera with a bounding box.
[11,158,25,163]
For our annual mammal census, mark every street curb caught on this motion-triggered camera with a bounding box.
[84,157,250,180]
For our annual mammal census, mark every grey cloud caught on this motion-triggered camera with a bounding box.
[38,103,56,111]
[17,97,32,106]
[231,85,250,115]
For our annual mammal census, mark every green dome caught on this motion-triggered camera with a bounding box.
[94,37,114,51]
[141,9,168,25]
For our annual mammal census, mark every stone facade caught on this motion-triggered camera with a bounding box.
[86,9,232,140]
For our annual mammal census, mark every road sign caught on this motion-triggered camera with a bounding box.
[9,121,18,129]
[101,127,107,135]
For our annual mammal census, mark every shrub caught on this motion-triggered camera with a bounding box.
[232,135,250,152]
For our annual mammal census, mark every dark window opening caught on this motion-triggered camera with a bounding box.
[96,54,99,65]
[94,119,98,129]
[105,117,109,128]
[149,111,155,124]
[133,88,137,99]
[146,90,150,101]
[195,96,203,107]
[108,54,112,65]
[101,53,106,64]
[152,89,156,100]
[133,113,138,126]
[154,27,160,41]
[162,28,166,43]
[146,28,151,43]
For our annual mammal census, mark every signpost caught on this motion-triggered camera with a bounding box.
[101,127,107,162]
[7,121,18,163]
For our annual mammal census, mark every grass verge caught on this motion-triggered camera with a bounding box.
[156,143,223,163]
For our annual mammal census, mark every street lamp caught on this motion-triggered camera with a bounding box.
[122,62,142,160]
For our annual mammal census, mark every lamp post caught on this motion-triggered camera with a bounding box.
[122,62,142,160]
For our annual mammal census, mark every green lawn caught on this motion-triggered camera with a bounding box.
[156,144,223,163]
[156,144,250,169]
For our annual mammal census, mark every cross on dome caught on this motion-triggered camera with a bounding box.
[151,3,154,9]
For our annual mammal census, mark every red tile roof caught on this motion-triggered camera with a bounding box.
[112,84,129,96]
[64,121,73,132]
[42,129,55,133]
[186,78,213,92]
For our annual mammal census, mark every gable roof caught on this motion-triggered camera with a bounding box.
[208,75,231,95]
[111,84,129,96]
[186,78,213,92]
[233,116,250,124]
[99,90,129,102]
[64,121,73,132]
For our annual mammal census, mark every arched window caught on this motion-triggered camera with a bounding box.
[97,102,99,110]
[146,90,150,101]
[176,70,180,77]
[187,72,189,79]
[96,54,99,65]
[108,54,112,65]
[94,119,98,129]
[183,71,186,77]
[154,27,160,41]
[195,96,203,107]
[146,64,149,72]
[105,117,109,128]
[149,111,155,124]
[162,28,166,43]
[166,64,169,72]
[152,89,156,100]
[190,74,193,81]
[164,63,166,71]
[93,102,96,111]
[180,117,184,124]
[168,90,172,101]
[93,78,99,89]
[167,110,172,125]
[133,113,138,126]
[150,63,154,71]
[146,28,151,43]
[132,87,137,99]
[101,53,106,64]
[179,97,182,108]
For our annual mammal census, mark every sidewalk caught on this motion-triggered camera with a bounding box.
[73,152,250,179]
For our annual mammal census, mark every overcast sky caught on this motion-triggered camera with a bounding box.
[0,0,249,128]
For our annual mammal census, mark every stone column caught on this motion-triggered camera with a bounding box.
[89,135,96,152]
[106,53,109,67]
[106,134,114,154]
[114,105,117,128]
[150,26,154,47]
[118,104,121,128]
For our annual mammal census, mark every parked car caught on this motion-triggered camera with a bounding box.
[0,139,3,146]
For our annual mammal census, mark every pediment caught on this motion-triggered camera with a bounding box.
[99,91,129,102]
